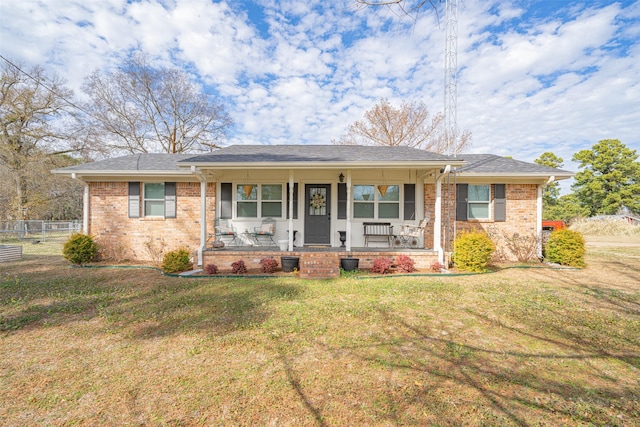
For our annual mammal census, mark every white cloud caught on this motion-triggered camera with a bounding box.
[0,0,637,166]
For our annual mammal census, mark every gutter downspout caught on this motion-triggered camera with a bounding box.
[538,175,555,258]
[192,166,207,267]
[72,173,89,234]
[434,165,451,265]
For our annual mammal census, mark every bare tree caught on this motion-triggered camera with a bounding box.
[82,52,233,154]
[334,99,470,154]
[0,60,84,220]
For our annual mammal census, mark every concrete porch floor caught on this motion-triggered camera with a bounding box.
[202,246,440,279]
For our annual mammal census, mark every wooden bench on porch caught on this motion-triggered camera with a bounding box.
[363,222,394,247]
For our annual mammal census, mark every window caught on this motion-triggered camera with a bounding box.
[144,183,165,217]
[262,184,283,217]
[237,184,257,217]
[378,185,399,218]
[468,184,490,219]
[129,182,176,218]
[236,184,283,218]
[353,184,400,219]
[456,184,505,221]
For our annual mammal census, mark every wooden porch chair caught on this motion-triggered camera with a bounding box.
[393,218,429,248]
[251,217,277,247]
[213,219,239,247]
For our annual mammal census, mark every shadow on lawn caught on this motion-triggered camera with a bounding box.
[312,306,639,426]
[0,266,302,337]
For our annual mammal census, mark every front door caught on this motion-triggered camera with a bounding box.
[304,184,331,245]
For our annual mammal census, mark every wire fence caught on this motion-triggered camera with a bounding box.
[0,220,82,243]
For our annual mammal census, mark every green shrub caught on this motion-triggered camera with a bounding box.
[161,248,193,273]
[63,233,98,265]
[453,231,495,273]
[544,229,586,267]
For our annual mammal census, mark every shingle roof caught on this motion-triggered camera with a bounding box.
[52,146,573,178]
[55,153,196,172]
[181,144,455,164]
[456,154,573,176]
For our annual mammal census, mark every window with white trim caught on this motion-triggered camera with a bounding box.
[468,184,490,219]
[353,184,400,219]
[144,183,165,216]
[236,184,283,218]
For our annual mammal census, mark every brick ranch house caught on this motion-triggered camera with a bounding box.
[53,145,573,277]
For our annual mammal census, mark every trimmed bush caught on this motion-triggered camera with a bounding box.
[371,257,394,274]
[231,259,248,274]
[259,257,279,273]
[204,263,219,275]
[161,248,193,273]
[63,233,98,265]
[544,229,586,267]
[453,231,495,273]
[395,255,416,273]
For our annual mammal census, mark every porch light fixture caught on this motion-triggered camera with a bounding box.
[339,173,344,183]
[242,172,254,198]
[377,171,388,197]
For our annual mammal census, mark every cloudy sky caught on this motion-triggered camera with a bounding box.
[1,0,638,174]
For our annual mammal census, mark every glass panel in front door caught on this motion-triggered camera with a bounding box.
[309,187,327,216]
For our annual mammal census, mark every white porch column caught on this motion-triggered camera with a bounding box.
[193,166,207,267]
[346,170,352,252]
[289,170,294,251]
[434,166,451,265]
[434,177,443,263]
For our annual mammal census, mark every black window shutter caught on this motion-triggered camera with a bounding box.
[287,183,299,219]
[456,184,468,221]
[337,183,347,219]
[220,183,232,219]
[494,184,506,222]
[404,184,416,220]
[165,182,176,218]
[128,182,140,218]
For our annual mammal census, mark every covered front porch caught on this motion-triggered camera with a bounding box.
[183,145,464,270]
[202,246,440,279]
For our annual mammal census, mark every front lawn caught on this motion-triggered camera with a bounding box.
[1,244,638,425]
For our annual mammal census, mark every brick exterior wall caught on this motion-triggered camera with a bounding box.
[87,180,539,268]
[88,181,215,262]
[424,183,540,261]
[202,250,439,278]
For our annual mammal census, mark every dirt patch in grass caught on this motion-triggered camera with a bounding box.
[1,241,639,426]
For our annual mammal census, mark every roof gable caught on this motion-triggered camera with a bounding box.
[457,154,573,176]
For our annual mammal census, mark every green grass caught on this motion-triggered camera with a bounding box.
[0,245,639,426]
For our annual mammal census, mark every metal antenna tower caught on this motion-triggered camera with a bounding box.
[444,0,458,157]
[443,0,458,254]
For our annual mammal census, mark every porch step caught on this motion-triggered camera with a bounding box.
[299,252,340,279]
